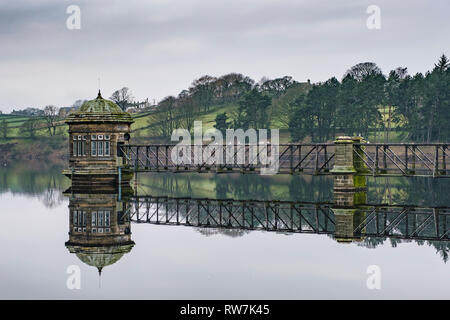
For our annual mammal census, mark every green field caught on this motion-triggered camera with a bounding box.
[0,114,65,140]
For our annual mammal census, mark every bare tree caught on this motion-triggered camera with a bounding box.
[44,105,59,136]
[190,75,217,112]
[147,96,179,139]
[177,93,198,132]
[72,99,86,109]
[344,62,383,81]
[110,87,133,111]
[394,67,408,79]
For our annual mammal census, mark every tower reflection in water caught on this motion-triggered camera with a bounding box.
[64,185,134,275]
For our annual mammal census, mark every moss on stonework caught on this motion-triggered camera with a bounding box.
[330,166,356,173]
[353,175,367,189]
[79,96,123,114]
[334,136,354,144]
[332,208,358,215]
[65,94,133,124]
[353,190,367,205]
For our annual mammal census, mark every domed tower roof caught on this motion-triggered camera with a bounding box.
[66,243,135,274]
[65,91,134,124]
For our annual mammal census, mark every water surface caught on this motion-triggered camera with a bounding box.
[1,162,449,299]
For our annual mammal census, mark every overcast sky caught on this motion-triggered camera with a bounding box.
[0,0,448,112]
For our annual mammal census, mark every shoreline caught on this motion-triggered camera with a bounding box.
[0,140,67,166]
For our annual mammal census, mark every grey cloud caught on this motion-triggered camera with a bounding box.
[0,0,448,111]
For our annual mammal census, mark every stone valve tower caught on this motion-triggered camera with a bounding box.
[63,91,134,187]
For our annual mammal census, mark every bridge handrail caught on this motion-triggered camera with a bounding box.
[354,143,448,146]
[122,143,448,147]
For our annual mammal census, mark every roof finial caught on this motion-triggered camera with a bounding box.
[97,77,102,99]
[98,267,103,288]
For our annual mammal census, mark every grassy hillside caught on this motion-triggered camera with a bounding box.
[0,82,407,151]
[0,102,406,144]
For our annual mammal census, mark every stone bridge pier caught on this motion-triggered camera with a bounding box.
[331,136,368,242]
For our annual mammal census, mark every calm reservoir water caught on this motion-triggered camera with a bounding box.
[0,162,449,299]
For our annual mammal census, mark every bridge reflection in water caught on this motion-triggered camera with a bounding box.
[64,185,450,275]
[126,196,450,243]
